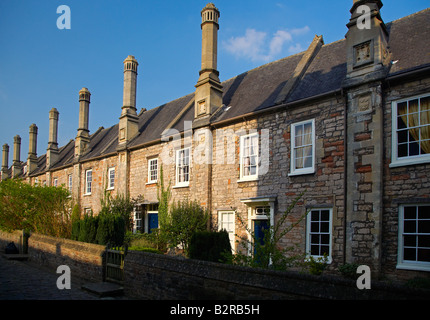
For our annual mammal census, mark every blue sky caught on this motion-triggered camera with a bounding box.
[0,0,428,164]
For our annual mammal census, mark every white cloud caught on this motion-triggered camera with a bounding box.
[288,43,305,54]
[223,26,310,63]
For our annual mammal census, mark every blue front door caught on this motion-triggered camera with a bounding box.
[254,220,269,253]
[148,213,158,234]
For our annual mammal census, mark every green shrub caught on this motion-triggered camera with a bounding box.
[305,254,328,275]
[338,263,361,279]
[162,200,209,256]
[0,179,72,237]
[128,246,163,254]
[71,219,80,241]
[96,213,125,247]
[78,213,98,244]
[189,230,231,263]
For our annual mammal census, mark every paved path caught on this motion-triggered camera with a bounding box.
[0,255,116,300]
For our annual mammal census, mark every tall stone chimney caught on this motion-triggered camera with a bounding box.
[343,0,388,277]
[27,123,38,174]
[1,144,9,180]
[75,88,91,158]
[118,55,139,146]
[343,0,391,88]
[12,135,22,177]
[46,108,59,169]
[194,3,223,127]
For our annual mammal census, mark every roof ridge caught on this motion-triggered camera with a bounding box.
[387,7,430,25]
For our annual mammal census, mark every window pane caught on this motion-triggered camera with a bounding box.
[320,222,329,233]
[320,245,330,256]
[404,235,416,247]
[398,144,408,157]
[311,234,319,244]
[409,142,420,156]
[404,220,416,233]
[418,206,430,219]
[321,210,330,221]
[404,248,416,261]
[398,130,408,144]
[311,245,319,256]
[418,249,430,262]
[304,156,313,168]
[418,235,430,248]
[419,220,430,234]
[404,206,417,219]
[311,222,319,233]
[295,134,303,147]
[311,211,319,221]
[420,113,430,126]
[421,97,430,111]
[397,116,407,129]
[321,234,330,245]
[398,102,408,115]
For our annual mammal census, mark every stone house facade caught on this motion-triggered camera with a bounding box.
[1,1,429,281]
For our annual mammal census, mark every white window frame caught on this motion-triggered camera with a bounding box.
[85,169,92,195]
[133,206,143,234]
[306,208,333,263]
[239,132,259,181]
[175,148,190,187]
[218,211,236,252]
[107,167,115,190]
[53,178,58,187]
[289,119,315,176]
[147,158,158,184]
[68,174,73,193]
[397,204,430,272]
[390,93,430,168]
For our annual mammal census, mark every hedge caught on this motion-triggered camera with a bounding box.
[189,230,231,263]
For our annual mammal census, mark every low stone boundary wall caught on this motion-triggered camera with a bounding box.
[27,233,106,282]
[0,230,23,253]
[2,230,430,299]
[124,251,430,300]
[0,230,105,283]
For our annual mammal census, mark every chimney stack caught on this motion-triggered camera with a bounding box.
[1,144,9,180]
[12,135,22,177]
[343,0,390,88]
[118,55,139,146]
[75,88,91,158]
[27,123,38,174]
[46,108,59,169]
[194,3,223,125]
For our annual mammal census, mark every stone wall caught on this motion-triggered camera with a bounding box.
[382,76,430,280]
[123,250,430,300]
[27,232,105,282]
[79,155,118,214]
[208,94,346,268]
[0,230,105,282]
[0,230,23,253]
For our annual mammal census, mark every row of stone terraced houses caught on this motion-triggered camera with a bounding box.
[1,1,429,281]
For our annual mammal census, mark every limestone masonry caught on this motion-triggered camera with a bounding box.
[2,1,430,281]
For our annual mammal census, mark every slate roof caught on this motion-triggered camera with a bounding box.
[24,8,430,176]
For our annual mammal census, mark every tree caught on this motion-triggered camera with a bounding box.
[162,200,210,256]
[0,179,72,238]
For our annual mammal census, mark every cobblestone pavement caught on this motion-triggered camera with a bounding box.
[0,255,117,300]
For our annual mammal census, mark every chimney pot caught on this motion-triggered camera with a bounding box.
[1,143,9,180]
[27,124,38,174]
[75,88,91,158]
[47,108,59,168]
[12,135,22,177]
